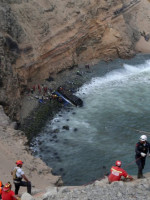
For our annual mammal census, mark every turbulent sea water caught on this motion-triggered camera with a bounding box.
[31,54,150,185]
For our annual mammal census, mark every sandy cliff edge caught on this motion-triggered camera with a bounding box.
[0,105,61,195]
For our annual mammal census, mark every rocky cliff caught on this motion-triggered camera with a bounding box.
[0,0,150,120]
[24,175,150,199]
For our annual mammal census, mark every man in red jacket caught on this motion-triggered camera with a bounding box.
[108,160,133,183]
[1,182,20,200]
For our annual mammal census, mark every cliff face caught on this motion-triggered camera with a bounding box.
[0,0,150,120]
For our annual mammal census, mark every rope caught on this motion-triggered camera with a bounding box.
[123,157,142,169]
[125,126,150,135]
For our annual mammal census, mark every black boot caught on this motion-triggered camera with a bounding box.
[141,173,145,179]
[137,169,142,179]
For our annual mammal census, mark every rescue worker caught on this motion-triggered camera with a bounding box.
[1,182,20,200]
[0,181,3,200]
[108,160,133,183]
[12,160,31,195]
[135,135,150,178]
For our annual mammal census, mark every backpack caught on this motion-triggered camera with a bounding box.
[11,168,17,180]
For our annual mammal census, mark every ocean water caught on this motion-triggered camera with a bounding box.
[31,54,150,185]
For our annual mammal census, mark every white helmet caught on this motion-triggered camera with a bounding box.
[140,135,147,141]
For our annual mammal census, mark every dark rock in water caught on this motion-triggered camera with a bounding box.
[52,129,60,133]
[51,170,57,176]
[72,112,76,115]
[62,125,69,130]
[59,168,64,172]
[52,135,57,139]
[66,119,69,121]
[38,141,42,145]
[56,156,60,160]
[102,166,106,169]
[74,128,78,132]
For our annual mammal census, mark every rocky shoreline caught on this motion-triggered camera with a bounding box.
[1,54,150,199]
[20,62,99,143]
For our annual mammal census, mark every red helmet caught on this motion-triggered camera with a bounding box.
[3,182,11,192]
[115,160,122,167]
[16,160,23,165]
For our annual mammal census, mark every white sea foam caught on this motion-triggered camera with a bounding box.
[76,60,150,97]
[31,56,150,186]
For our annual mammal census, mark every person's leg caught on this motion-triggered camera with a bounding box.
[136,158,143,178]
[141,157,146,169]
[14,183,20,195]
[26,181,31,194]
[19,181,31,194]
[141,157,146,178]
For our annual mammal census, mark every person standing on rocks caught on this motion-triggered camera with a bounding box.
[11,160,31,195]
[108,160,133,183]
[135,135,150,179]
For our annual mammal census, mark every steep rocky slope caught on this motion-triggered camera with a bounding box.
[43,177,150,200]
[0,0,150,120]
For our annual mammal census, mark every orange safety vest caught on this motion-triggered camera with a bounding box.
[0,181,2,195]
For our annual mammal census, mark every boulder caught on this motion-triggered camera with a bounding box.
[21,193,34,200]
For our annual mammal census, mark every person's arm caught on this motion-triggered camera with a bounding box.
[126,174,133,180]
[135,143,141,156]
[13,195,21,200]
[11,190,20,200]
[122,169,133,180]
[135,143,146,157]
[22,174,30,182]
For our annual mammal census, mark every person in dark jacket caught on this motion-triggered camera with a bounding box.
[135,135,150,178]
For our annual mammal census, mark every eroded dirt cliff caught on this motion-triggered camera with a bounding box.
[0,0,150,120]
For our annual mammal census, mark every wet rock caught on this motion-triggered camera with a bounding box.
[62,125,69,130]
[38,141,42,145]
[59,168,64,172]
[52,129,59,133]
[52,135,57,139]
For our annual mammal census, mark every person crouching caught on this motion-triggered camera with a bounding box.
[108,160,133,183]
